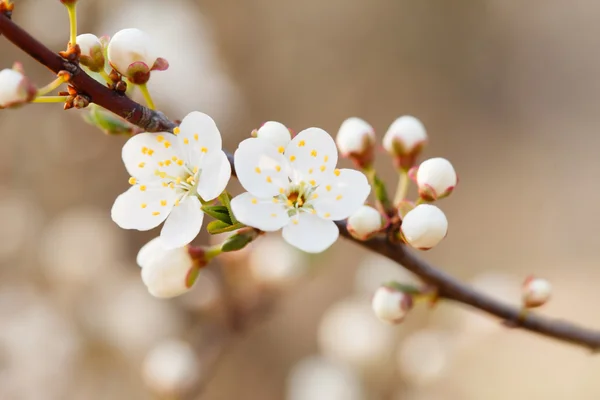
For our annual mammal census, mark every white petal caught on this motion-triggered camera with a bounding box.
[196,151,231,201]
[313,169,371,220]
[160,196,204,248]
[282,213,339,253]
[111,185,177,230]
[234,138,290,198]
[122,132,186,181]
[230,192,290,231]
[176,111,222,166]
[255,121,291,149]
[285,127,338,185]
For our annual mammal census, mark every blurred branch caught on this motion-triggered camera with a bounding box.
[2,12,600,352]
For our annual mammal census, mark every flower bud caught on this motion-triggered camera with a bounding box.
[400,204,448,250]
[522,276,552,308]
[371,283,413,324]
[347,205,385,240]
[107,28,169,84]
[336,117,376,168]
[60,0,78,4]
[137,237,200,298]
[0,64,36,109]
[382,116,427,170]
[252,121,291,150]
[142,339,200,397]
[76,33,106,72]
[416,157,457,201]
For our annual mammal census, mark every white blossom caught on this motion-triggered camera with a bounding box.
[522,276,552,308]
[111,111,231,248]
[383,115,427,160]
[401,204,448,250]
[347,205,384,240]
[107,28,168,84]
[416,157,457,200]
[0,66,36,109]
[254,121,291,149]
[76,33,106,72]
[137,237,197,298]
[371,284,413,324]
[142,339,200,396]
[336,117,375,167]
[231,128,371,253]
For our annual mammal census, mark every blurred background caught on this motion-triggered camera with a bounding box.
[2,0,600,399]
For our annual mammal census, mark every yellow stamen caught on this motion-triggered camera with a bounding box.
[271,213,277,218]
[175,177,182,184]
[308,168,313,174]
[320,165,326,172]
[141,203,147,209]
[266,176,273,183]
[174,199,180,206]
[279,188,285,194]
[152,211,160,216]
[193,166,199,174]
[148,149,155,156]
[336,195,343,200]
[312,193,319,199]
[251,198,258,204]
[172,156,178,161]
[141,147,148,154]
[326,185,332,191]
[164,141,171,148]
[177,160,184,166]
[324,155,329,162]
[298,140,305,147]
[128,177,136,185]
[162,182,168,187]
[334,169,340,176]
[273,198,279,203]
[140,185,147,191]
[255,167,261,174]
[194,133,199,141]
[290,155,296,162]
[201,147,208,153]
[158,161,165,167]
[310,149,317,157]
[278,146,285,153]
[275,165,281,172]
[183,138,189,144]
[324,212,331,218]
[165,160,172,166]
[160,200,167,206]
[157,135,165,143]
[173,127,181,135]
[169,182,175,189]
[293,219,299,225]
[138,162,145,168]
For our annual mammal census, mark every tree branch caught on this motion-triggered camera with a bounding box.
[2,12,600,352]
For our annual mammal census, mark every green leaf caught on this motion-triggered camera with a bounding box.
[83,104,139,136]
[201,205,232,225]
[207,220,245,234]
[221,232,253,252]
[218,191,237,224]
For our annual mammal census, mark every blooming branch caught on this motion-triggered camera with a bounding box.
[2,11,600,352]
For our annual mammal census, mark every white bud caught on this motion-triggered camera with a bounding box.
[371,284,413,324]
[142,339,200,396]
[137,237,197,298]
[254,121,291,150]
[522,276,552,308]
[347,205,384,240]
[336,117,376,168]
[416,157,457,201]
[107,28,168,84]
[0,66,36,109]
[383,116,427,169]
[400,204,448,250]
[76,33,106,72]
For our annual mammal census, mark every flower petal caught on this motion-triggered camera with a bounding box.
[234,138,290,198]
[313,169,371,220]
[285,127,338,185]
[282,213,339,253]
[111,185,177,230]
[160,196,204,248]
[122,132,186,181]
[230,192,290,231]
[196,150,231,201]
[176,111,222,166]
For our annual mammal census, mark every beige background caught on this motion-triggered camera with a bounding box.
[2,0,600,399]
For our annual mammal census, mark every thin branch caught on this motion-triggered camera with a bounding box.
[2,12,600,352]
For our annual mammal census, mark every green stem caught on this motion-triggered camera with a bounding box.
[393,168,409,206]
[65,3,77,46]
[36,76,67,96]
[364,165,392,213]
[98,69,112,84]
[32,96,69,103]
[138,83,155,110]
[205,245,223,262]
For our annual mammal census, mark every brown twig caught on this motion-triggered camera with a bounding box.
[2,12,600,352]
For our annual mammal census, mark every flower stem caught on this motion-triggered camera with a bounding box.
[65,3,77,46]
[36,75,67,96]
[364,165,392,213]
[32,95,69,103]
[137,83,155,110]
[205,245,223,262]
[393,168,409,206]
[98,69,112,84]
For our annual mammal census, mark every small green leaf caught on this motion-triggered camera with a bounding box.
[202,205,232,224]
[221,233,253,252]
[218,191,237,224]
[207,220,245,234]
[83,104,140,136]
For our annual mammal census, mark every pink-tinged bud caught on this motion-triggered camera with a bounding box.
[382,116,427,170]
[107,28,168,84]
[77,33,106,72]
[252,121,291,150]
[400,204,448,250]
[60,0,78,4]
[347,205,385,240]
[336,117,376,168]
[522,276,552,308]
[416,157,457,201]
[372,284,413,324]
[0,64,36,109]
[137,237,202,299]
